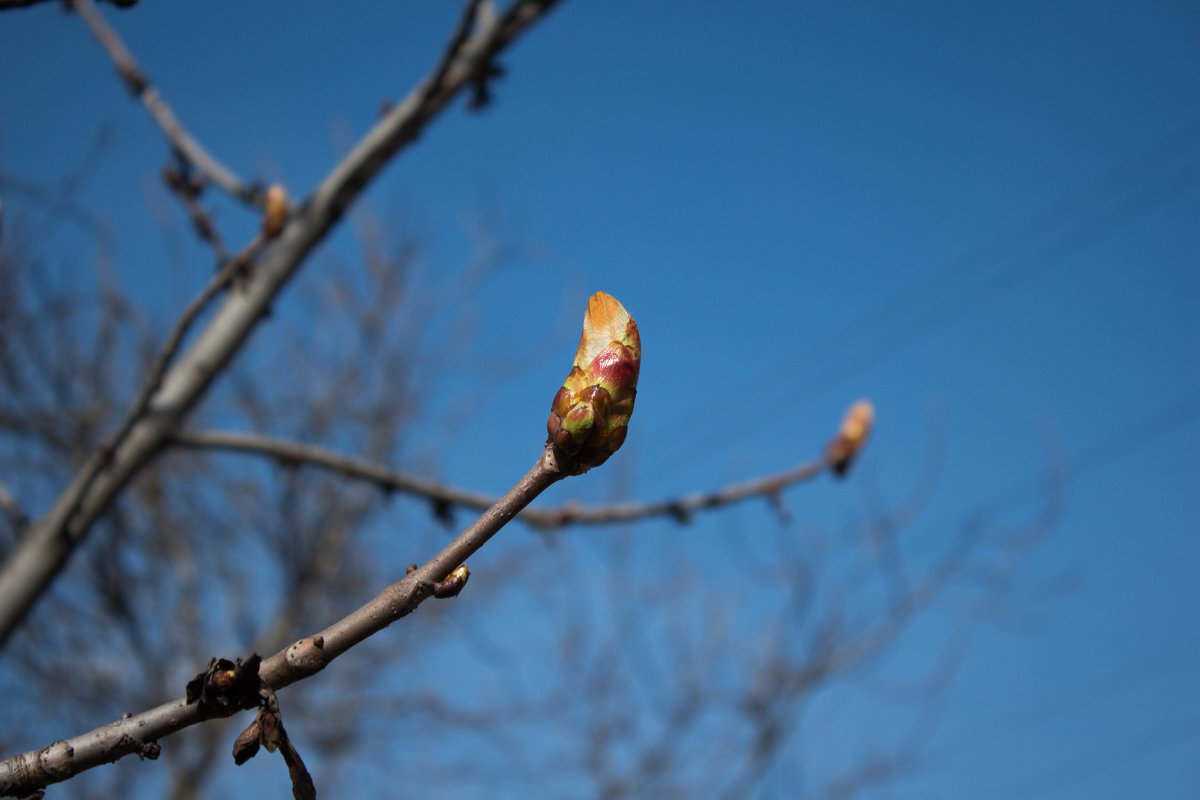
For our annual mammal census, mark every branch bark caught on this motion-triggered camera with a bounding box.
[0,447,566,797]
[0,0,563,648]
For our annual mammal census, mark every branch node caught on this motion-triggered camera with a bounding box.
[468,60,506,110]
[113,734,160,761]
[117,62,147,95]
[38,741,74,779]
[283,637,327,674]
[184,654,262,715]
[666,502,693,525]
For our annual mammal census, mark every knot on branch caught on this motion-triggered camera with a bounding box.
[666,502,693,525]
[284,635,327,675]
[37,741,74,780]
[114,734,160,761]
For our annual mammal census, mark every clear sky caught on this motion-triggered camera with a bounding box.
[1,1,1197,798]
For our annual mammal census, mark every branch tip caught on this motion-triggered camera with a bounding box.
[546,292,640,475]
[827,399,875,477]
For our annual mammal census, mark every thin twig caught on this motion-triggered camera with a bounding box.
[162,164,231,262]
[0,447,566,797]
[0,480,28,531]
[0,0,562,647]
[171,428,832,528]
[69,0,261,206]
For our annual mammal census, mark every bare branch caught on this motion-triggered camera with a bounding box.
[68,0,259,205]
[0,0,563,647]
[171,427,832,528]
[0,447,566,797]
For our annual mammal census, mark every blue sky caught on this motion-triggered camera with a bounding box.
[1,1,1197,798]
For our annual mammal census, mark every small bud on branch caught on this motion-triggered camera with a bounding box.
[546,292,640,475]
[261,184,288,238]
[432,564,471,598]
[826,399,875,477]
[184,655,262,715]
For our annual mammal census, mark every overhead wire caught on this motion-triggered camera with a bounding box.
[924,639,1199,768]
[969,715,1200,800]
[848,394,1200,797]
[650,129,1200,476]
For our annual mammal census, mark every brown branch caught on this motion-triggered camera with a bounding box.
[68,0,259,206]
[171,427,832,529]
[0,0,563,647]
[0,446,567,797]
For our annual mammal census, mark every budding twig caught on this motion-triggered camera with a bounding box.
[0,449,564,796]
[1,288,626,795]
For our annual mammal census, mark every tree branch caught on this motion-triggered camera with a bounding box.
[171,427,832,528]
[0,447,566,797]
[68,0,260,206]
[0,0,563,647]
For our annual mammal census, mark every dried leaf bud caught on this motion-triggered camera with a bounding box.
[261,184,288,238]
[547,292,640,475]
[232,713,264,765]
[827,399,875,477]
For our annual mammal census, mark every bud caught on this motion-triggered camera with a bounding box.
[432,564,470,598]
[546,292,640,475]
[826,399,874,477]
[261,184,288,238]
